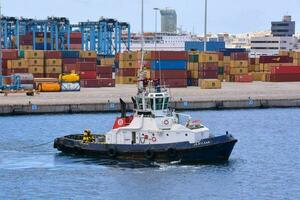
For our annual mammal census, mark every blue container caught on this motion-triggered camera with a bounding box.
[62,51,80,58]
[220,48,246,56]
[35,43,51,50]
[151,60,187,70]
[185,41,225,51]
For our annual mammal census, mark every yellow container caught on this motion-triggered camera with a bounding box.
[230,60,249,68]
[230,67,248,75]
[45,66,62,74]
[223,56,231,63]
[119,60,138,68]
[36,37,44,43]
[188,62,199,71]
[137,51,151,60]
[7,59,28,69]
[293,59,300,65]
[28,59,44,66]
[218,61,224,67]
[199,79,222,89]
[46,59,62,66]
[59,73,80,83]
[20,45,33,50]
[38,82,61,92]
[116,76,137,84]
[198,52,219,63]
[119,51,138,61]
[24,50,44,59]
[100,58,115,66]
[80,51,97,58]
[218,75,224,81]
[191,70,199,79]
[252,72,264,81]
[28,66,44,74]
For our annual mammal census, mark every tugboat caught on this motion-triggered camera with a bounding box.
[53,0,237,163]
[54,76,237,163]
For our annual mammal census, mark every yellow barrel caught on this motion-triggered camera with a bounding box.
[59,73,80,83]
[38,82,61,92]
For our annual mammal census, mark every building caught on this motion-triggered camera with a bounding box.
[272,15,295,37]
[250,36,298,56]
[160,9,177,33]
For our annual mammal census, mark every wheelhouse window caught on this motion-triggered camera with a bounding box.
[163,97,169,109]
[156,98,163,110]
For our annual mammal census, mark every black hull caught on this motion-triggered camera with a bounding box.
[54,134,237,164]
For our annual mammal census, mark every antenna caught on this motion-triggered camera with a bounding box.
[204,0,207,51]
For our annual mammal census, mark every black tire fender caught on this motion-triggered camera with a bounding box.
[108,148,118,158]
[145,149,155,160]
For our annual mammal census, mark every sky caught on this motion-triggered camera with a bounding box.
[2,0,300,34]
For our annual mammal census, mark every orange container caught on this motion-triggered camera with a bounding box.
[37,82,61,92]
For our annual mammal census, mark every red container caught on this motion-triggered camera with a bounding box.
[199,63,218,71]
[2,49,18,60]
[270,66,300,74]
[68,32,82,39]
[78,62,96,71]
[32,73,44,78]
[20,34,33,41]
[2,60,8,69]
[151,70,187,79]
[6,69,29,74]
[151,51,188,60]
[259,56,293,64]
[97,73,112,78]
[45,73,60,78]
[80,71,97,79]
[161,79,187,88]
[230,52,248,60]
[187,71,192,78]
[69,44,82,49]
[269,74,300,82]
[96,66,113,74]
[234,74,253,82]
[199,71,218,79]
[80,58,97,63]
[98,78,115,87]
[250,58,256,65]
[63,64,80,73]
[20,40,33,45]
[62,58,79,65]
[117,68,137,76]
[70,38,82,44]
[218,52,224,61]
[44,51,62,59]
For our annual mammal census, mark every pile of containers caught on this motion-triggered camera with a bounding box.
[60,73,81,92]
[45,51,62,78]
[68,32,82,50]
[227,52,251,82]
[150,51,187,88]
[269,66,300,82]
[187,51,199,86]
[116,51,139,84]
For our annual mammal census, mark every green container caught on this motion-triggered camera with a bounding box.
[19,50,25,58]
[218,66,224,75]
[189,54,198,63]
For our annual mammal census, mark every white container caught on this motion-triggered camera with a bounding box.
[14,73,34,81]
[61,82,81,92]
[21,84,34,90]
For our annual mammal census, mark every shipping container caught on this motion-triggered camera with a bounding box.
[28,59,44,66]
[46,59,62,66]
[116,76,137,84]
[259,56,293,64]
[80,71,97,79]
[270,66,300,74]
[79,51,97,58]
[151,51,188,60]
[151,60,187,70]
[119,60,138,68]
[28,66,44,74]
[230,52,248,60]
[151,70,187,79]
[199,71,218,79]
[7,60,28,69]
[62,51,80,58]
[37,82,61,92]
[96,66,113,74]
[2,49,18,60]
[116,68,138,77]
[234,74,253,82]
[220,48,246,57]
[198,52,219,63]
[45,66,62,74]
[161,79,187,88]
[63,64,80,74]
[24,50,44,59]
[44,51,62,59]
[269,74,300,82]
[61,82,81,91]
[78,62,96,71]
[199,79,221,89]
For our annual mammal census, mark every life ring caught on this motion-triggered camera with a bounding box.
[108,147,118,158]
[117,119,124,126]
[163,119,169,125]
[152,137,157,142]
[167,148,177,159]
[144,149,155,160]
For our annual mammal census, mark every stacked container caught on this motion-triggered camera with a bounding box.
[44,51,62,78]
[259,56,293,81]
[62,50,80,74]
[116,51,139,84]
[226,52,251,82]
[25,50,44,78]
[68,32,82,50]
[187,51,199,86]
[5,49,27,75]
[269,66,300,82]
[19,34,33,50]
[150,51,187,88]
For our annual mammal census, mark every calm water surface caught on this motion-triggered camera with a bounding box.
[0,108,300,200]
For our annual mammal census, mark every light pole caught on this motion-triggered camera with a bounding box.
[153,8,159,51]
[204,0,207,52]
